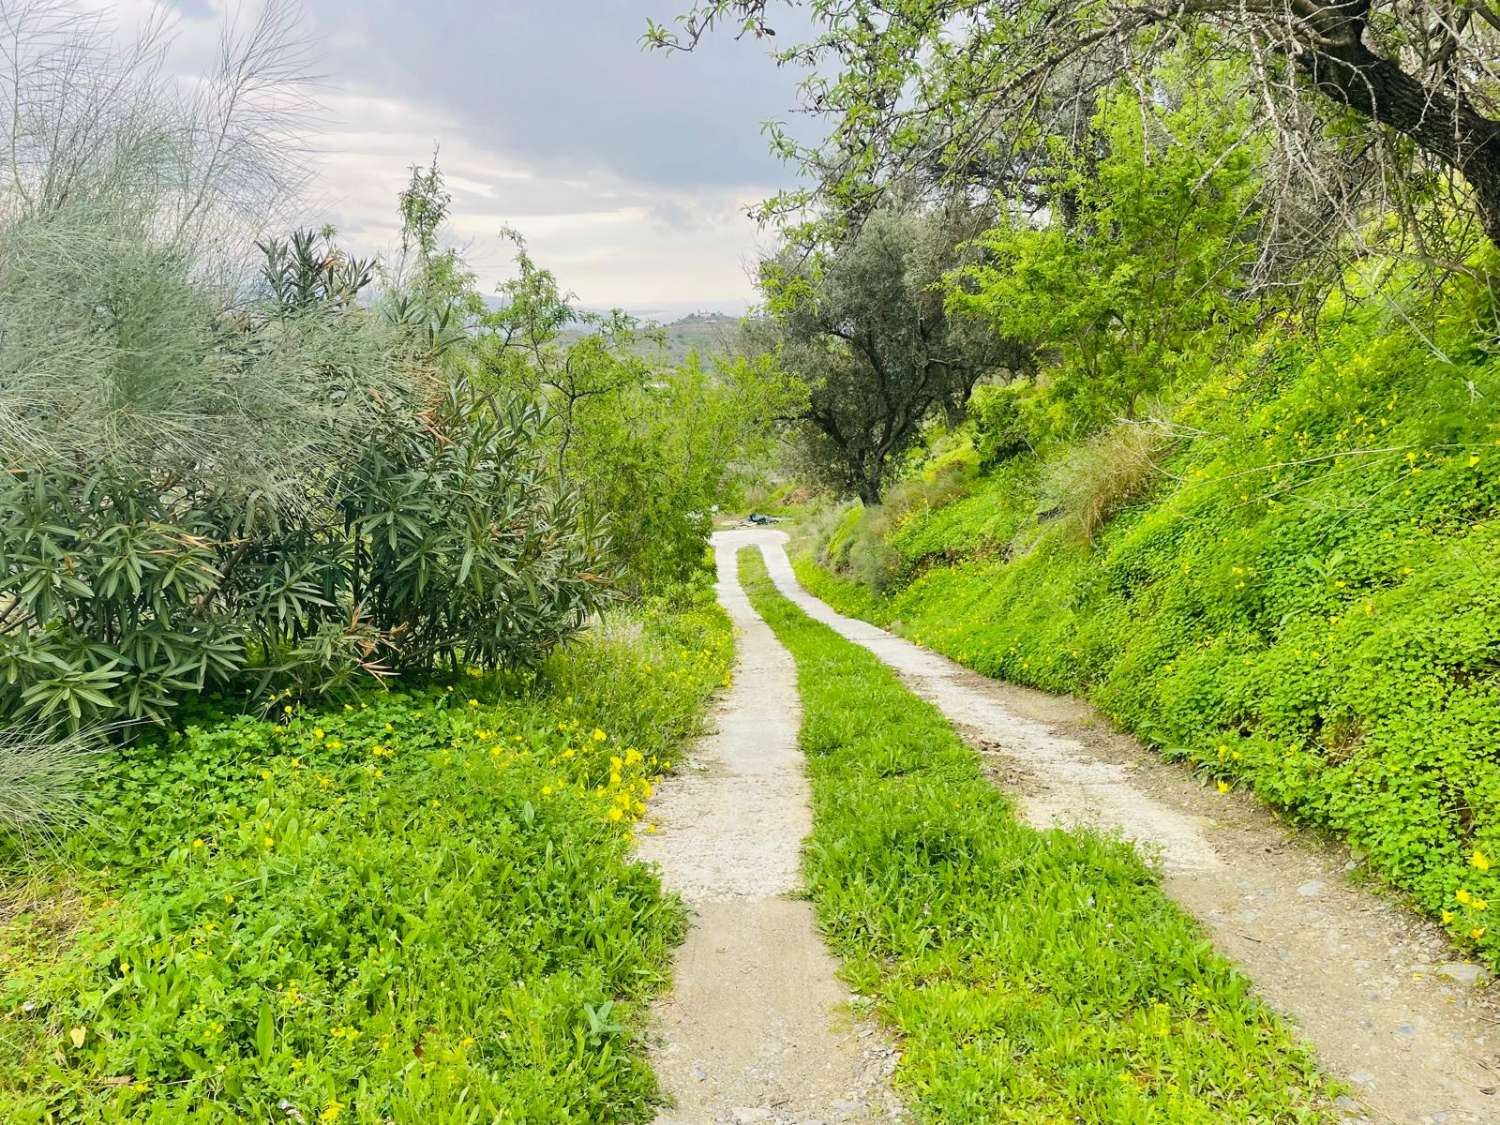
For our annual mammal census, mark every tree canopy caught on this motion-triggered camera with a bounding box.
[652,0,1500,265]
[754,204,1028,503]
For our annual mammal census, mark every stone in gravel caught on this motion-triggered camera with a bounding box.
[1297,880,1324,897]
[731,1109,772,1124]
[1394,1023,1416,1039]
[1351,1070,1377,1087]
[1435,962,1492,987]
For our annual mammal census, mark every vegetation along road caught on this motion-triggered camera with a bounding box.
[738,530,1500,1123]
[9,0,1500,1120]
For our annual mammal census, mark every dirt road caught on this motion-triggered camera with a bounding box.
[637,535,902,1125]
[734,527,1500,1125]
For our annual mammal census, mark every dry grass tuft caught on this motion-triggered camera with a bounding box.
[0,726,105,846]
[1039,419,1176,544]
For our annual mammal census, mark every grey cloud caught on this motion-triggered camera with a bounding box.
[296,0,813,192]
[153,0,800,311]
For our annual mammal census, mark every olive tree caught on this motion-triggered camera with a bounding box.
[757,204,1027,505]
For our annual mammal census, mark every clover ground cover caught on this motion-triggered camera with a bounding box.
[0,596,730,1124]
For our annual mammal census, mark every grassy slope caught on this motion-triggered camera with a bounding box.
[741,550,1332,1123]
[797,301,1500,965]
[0,596,730,1123]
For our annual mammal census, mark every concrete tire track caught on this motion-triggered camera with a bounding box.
[638,534,904,1125]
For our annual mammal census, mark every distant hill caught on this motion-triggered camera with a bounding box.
[561,311,741,366]
[651,312,741,363]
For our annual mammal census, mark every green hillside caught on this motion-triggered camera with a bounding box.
[796,291,1500,965]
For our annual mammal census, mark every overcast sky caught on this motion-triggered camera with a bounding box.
[146,1,809,319]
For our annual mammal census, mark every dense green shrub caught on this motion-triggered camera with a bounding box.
[797,296,1500,965]
[560,354,788,592]
[338,382,612,675]
[967,382,1035,467]
[0,379,611,728]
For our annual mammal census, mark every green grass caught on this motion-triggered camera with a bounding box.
[795,301,1500,966]
[739,548,1332,1123]
[0,595,731,1123]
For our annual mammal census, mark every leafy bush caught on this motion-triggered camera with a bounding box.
[967,382,1035,467]
[0,597,732,1121]
[339,382,612,674]
[0,378,611,728]
[561,354,786,592]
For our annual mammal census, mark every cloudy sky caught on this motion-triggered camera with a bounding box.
[149,1,810,319]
